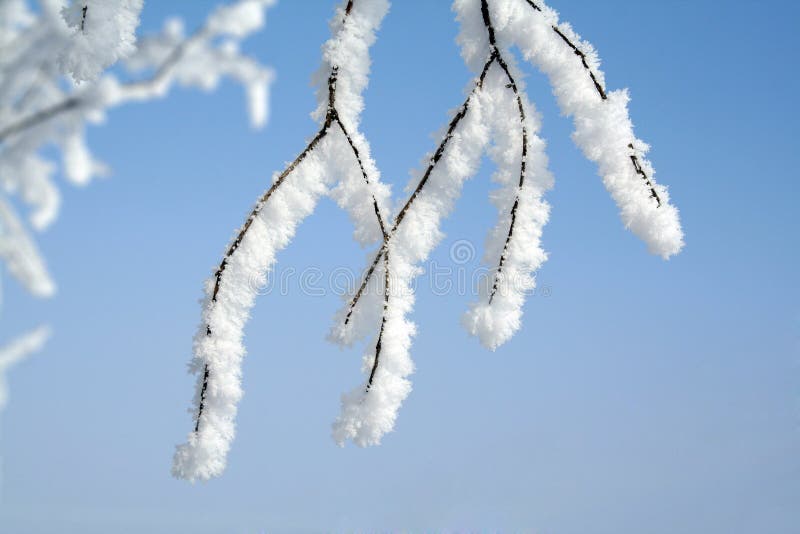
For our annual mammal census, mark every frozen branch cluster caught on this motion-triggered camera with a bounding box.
[0,0,276,347]
[173,0,392,482]
[175,0,684,481]
[0,0,276,417]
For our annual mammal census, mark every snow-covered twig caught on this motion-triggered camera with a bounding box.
[173,0,392,482]
[508,0,683,257]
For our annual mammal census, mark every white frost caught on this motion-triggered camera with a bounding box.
[173,0,392,482]
[177,0,684,479]
[0,0,276,318]
[0,326,51,412]
[59,0,144,82]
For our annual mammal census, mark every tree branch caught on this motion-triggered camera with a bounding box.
[195,2,391,430]
[0,26,209,145]
[343,52,497,324]
[481,0,529,304]
[0,97,81,142]
[522,0,662,206]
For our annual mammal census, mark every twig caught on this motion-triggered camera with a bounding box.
[80,5,88,33]
[365,250,390,391]
[481,0,529,304]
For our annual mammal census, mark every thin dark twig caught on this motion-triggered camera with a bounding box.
[391,57,494,233]
[522,0,605,99]
[365,250,390,391]
[628,144,662,207]
[550,26,607,101]
[344,247,383,325]
[80,5,88,32]
[334,116,389,240]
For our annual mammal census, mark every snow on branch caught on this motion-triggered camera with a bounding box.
[59,0,144,82]
[0,198,55,298]
[501,0,684,257]
[0,326,50,412]
[173,0,391,482]
[0,0,276,305]
[175,0,684,481]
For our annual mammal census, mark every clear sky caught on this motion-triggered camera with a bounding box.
[1,1,799,532]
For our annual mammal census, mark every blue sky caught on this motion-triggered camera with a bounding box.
[1,0,799,532]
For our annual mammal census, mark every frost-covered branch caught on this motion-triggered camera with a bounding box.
[0,0,276,307]
[174,0,391,482]
[523,0,662,208]
[176,0,684,481]
[59,0,144,82]
[0,326,50,412]
[329,0,554,446]
[508,0,683,255]
[334,0,681,442]
[0,1,277,453]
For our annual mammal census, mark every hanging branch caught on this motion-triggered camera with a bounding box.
[343,0,672,318]
[194,58,390,429]
[521,0,664,208]
[176,0,683,481]
[334,0,683,444]
[174,0,393,482]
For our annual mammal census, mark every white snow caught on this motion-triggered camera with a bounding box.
[174,0,392,482]
[59,0,144,82]
[0,0,276,309]
[0,326,51,412]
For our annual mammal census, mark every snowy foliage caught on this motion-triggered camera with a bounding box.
[59,0,144,82]
[175,0,684,481]
[0,0,276,349]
